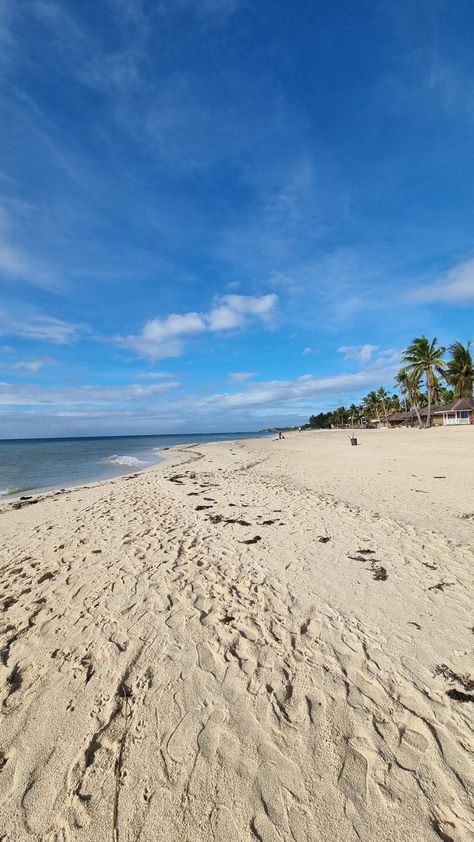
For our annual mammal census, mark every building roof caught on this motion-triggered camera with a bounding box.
[451,396,474,411]
[388,405,444,421]
[433,396,473,414]
[387,410,411,421]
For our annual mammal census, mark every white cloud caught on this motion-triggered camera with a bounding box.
[135,371,177,379]
[207,294,276,331]
[0,312,82,344]
[123,311,205,359]
[302,347,316,355]
[12,356,56,373]
[0,349,402,437]
[0,379,179,407]
[0,351,397,416]
[228,371,256,383]
[338,344,379,363]
[188,353,400,414]
[374,347,401,365]
[221,294,276,318]
[118,294,278,359]
[409,258,474,304]
[205,305,241,331]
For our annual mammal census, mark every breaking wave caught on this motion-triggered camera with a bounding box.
[101,455,148,468]
[0,486,32,498]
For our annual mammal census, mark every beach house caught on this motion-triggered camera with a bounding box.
[387,397,473,428]
[433,397,473,425]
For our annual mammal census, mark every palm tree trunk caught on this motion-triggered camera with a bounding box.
[426,370,431,428]
[410,392,422,428]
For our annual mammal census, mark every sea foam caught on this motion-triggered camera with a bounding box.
[0,486,32,498]
[102,455,148,468]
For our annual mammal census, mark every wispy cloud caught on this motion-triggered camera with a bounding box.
[269,249,394,335]
[409,258,474,304]
[0,379,180,407]
[0,0,13,46]
[0,351,399,435]
[338,344,379,363]
[135,371,178,379]
[302,347,316,355]
[32,0,84,44]
[228,371,256,383]
[195,359,399,413]
[118,294,278,359]
[0,207,56,288]
[12,356,56,373]
[0,312,82,344]
[215,158,329,279]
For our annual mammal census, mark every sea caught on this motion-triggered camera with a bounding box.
[0,432,268,499]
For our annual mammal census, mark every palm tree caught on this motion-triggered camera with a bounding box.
[330,406,345,427]
[406,369,424,428]
[394,368,410,424]
[376,386,391,425]
[348,403,361,428]
[362,391,380,425]
[402,336,446,428]
[429,375,443,404]
[446,341,474,399]
[440,386,454,404]
[395,367,424,428]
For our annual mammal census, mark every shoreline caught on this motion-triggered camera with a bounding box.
[0,444,184,509]
[0,428,472,841]
[0,433,270,509]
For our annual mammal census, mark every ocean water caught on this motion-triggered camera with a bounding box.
[0,432,267,499]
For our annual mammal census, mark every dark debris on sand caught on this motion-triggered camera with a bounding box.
[428,582,454,592]
[434,664,474,703]
[348,551,388,581]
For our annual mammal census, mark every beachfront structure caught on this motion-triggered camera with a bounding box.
[435,397,473,425]
[387,397,473,428]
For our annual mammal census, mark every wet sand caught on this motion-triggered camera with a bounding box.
[0,427,473,841]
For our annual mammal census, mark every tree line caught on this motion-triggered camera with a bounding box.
[307,337,473,430]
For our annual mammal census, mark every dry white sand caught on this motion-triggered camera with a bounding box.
[0,427,473,841]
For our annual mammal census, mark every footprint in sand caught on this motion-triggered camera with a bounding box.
[198,707,225,760]
[166,606,186,629]
[211,804,241,838]
[258,770,290,835]
[396,728,429,771]
[167,710,201,762]
[338,742,368,804]
[258,741,305,800]
[180,644,197,680]
[197,642,216,674]
[252,810,284,842]
[200,603,219,627]
[282,672,310,725]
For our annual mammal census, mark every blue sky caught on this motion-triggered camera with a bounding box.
[1,0,473,437]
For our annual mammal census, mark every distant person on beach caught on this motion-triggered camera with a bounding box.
[278,430,284,439]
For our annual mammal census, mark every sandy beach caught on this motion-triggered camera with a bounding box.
[0,427,473,842]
